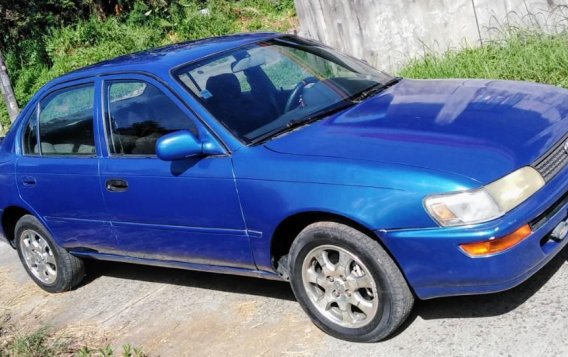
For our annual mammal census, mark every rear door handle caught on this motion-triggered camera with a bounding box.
[106,178,128,192]
[21,176,36,186]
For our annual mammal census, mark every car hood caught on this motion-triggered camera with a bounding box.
[265,79,568,184]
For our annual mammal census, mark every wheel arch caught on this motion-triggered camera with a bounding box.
[270,211,395,272]
[1,206,32,247]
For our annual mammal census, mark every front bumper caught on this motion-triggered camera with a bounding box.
[379,167,568,300]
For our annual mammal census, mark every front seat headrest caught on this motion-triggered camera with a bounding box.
[205,73,241,100]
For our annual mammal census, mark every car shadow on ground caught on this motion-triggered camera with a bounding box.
[82,259,296,301]
[82,245,568,337]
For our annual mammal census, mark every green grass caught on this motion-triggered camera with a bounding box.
[5,328,60,357]
[76,344,147,357]
[400,31,568,88]
[0,314,146,357]
[1,329,146,357]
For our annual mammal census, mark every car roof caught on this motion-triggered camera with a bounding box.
[52,32,281,85]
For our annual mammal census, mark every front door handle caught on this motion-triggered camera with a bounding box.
[21,176,37,186]
[106,178,128,192]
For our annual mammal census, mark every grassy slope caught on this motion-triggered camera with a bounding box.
[6,5,568,128]
[0,0,297,128]
[400,32,568,87]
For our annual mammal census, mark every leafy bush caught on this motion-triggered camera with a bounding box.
[0,101,8,130]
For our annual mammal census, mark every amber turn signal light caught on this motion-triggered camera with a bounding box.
[460,224,532,257]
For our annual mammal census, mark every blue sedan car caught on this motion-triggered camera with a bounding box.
[2,32,568,342]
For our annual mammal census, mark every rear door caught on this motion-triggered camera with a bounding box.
[16,79,115,251]
[98,74,253,268]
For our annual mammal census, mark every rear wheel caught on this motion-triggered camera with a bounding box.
[15,215,85,293]
[288,222,414,342]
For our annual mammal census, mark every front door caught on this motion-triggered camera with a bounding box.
[99,75,253,268]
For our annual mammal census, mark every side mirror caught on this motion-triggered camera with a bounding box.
[156,130,218,161]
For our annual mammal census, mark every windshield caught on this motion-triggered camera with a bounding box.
[175,36,393,144]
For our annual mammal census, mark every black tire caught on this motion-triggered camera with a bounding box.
[288,222,414,342]
[15,215,85,293]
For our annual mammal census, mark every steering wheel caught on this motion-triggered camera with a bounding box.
[284,76,320,113]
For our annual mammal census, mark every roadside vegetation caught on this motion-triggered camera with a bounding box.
[0,312,146,357]
[400,31,568,88]
[3,2,568,130]
[0,0,297,128]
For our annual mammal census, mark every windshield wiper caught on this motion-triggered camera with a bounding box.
[248,77,402,145]
[352,77,402,103]
[250,101,354,145]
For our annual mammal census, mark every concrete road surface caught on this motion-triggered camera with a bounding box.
[1,240,568,356]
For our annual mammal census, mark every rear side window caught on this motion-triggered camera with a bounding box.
[104,80,197,155]
[35,84,96,156]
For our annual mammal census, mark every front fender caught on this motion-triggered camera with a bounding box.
[232,146,479,271]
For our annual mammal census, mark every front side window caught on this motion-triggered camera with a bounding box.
[37,84,96,156]
[105,80,197,155]
[175,36,392,144]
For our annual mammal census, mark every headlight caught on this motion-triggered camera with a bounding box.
[424,167,545,227]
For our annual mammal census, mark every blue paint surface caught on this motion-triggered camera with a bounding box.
[2,33,568,299]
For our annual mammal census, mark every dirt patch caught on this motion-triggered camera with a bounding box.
[111,298,324,356]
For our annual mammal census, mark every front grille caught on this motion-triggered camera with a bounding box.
[533,137,568,182]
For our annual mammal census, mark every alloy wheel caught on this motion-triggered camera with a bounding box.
[301,244,379,328]
[19,229,57,285]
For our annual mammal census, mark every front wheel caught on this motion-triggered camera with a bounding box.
[288,222,414,342]
[15,215,85,293]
